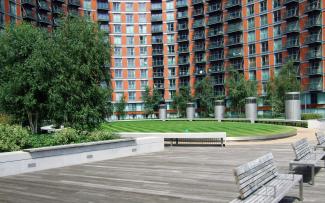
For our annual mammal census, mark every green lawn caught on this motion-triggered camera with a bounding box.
[102,121,296,137]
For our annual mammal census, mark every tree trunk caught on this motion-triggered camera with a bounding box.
[27,112,39,134]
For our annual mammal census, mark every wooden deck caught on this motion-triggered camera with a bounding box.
[0,144,324,203]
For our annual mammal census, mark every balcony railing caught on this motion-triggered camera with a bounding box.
[285,9,299,19]
[192,9,204,16]
[305,34,321,45]
[195,69,206,75]
[177,35,188,42]
[209,53,224,61]
[151,3,162,10]
[53,6,64,14]
[193,32,205,40]
[225,0,241,9]
[176,0,187,8]
[37,14,51,24]
[153,61,164,66]
[177,12,188,19]
[178,23,188,30]
[226,12,242,21]
[178,47,189,53]
[285,55,300,63]
[305,1,321,13]
[97,3,109,10]
[151,15,162,22]
[152,26,163,33]
[193,45,205,52]
[208,28,223,37]
[179,71,190,77]
[192,0,203,5]
[284,0,299,5]
[21,0,35,6]
[308,67,323,75]
[227,38,243,46]
[178,59,189,65]
[193,19,205,28]
[308,82,323,91]
[38,1,51,12]
[226,23,242,33]
[152,50,163,55]
[213,79,225,85]
[210,66,224,73]
[208,4,222,13]
[305,19,322,29]
[207,16,223,25]
[22,8,35,20]
[209,42,224,49]
[285,23,299,33]
[152,38,163,44]
[153,72,164,78]
[68,0,80,7]
[306,51,322,60]
[154,83,164,89]
[227,49,243,59]
[285,39,300,48]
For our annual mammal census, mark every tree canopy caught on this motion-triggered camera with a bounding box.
[195,77,215,117]
[115,96,126,120]
[0,17,112,133]
[171,86,193,117]
[142,87,162,118]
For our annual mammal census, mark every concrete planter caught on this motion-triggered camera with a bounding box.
[159,104,167,121]
[0,137,164,177]
[214,100,225,122]
[285,92,301,121]
[186,103,195,121]
[245,97,257,123]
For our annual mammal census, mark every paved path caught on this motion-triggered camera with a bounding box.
[0,128,325,203]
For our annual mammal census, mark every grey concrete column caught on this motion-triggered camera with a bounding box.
[285,92,301,120]
[186,102,195,121]
[245,97,257,123]
[159,104,167,121]
[214,100,225,122]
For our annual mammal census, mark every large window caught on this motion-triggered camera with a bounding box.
[249,44,255,55]
[261,41,269,53]
[260,28,268,40]
[126,25,134,34]
[273,25,281,37]
[126,14,133,23]
[125,3,133,12]
[248,31,255,43]
[113,2,120,11]
[274,39,282,52]
[260,1,267,12]
[273,10,281,23]
[260,14,267,25]
[114,25,121,33]
[113,14,121,22]
[114,36,121,45]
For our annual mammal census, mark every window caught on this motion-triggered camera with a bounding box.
[139,25,147,34]
[126,14,133,23]
[127,47,134,56]
[261,41,269,53]
[260,28,268,40]
[139,14,146,23]
[114,25,121,33]
[115,59,122,67]
[249,44,255,55]
[128,80,135,90]
[262,55,269,67]
[166,1,174,10]
[248,18,255,29]
[113,14,121,22]
[262,69,269,81]
[248,31,255,43]
[140,47,147,55]
[140,58,147,67]
[260,1,267,12]
[140,36,146,45]
[166,12,174,21]
[249,57,256,68]
[113,2,120,11]
[126,25,134,34]
[168,56,175,65]
[168,68,176,77]
[114,69,122,77]
[114,47,121,56]
[260,14,267,25]
[274,53,282,65]
[127,59,135,68]
[274,39,282,52]
[114,36,121,45]
[140,69,147,78]
[9,1,16,16]
[167,23,174,32]
[115,81,123,90]
[273,10,281,23]
[247,5,254,16]
[127,36,134,45]
[273,0,281,8]
[128,92,136,101]
[168,45,175,54]
[128,70,135,78]
[167,34,174,43]
[138,3,146,12]
[273,25,281,37]
[126,3,133,12]
[141,80,148,89]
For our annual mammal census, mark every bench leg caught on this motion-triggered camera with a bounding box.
[299,178,303,201]
[311,165,315,185]
[221,138,224,148]
[289,163,293,172]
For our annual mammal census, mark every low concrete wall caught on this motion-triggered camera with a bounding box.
[308,119,325,131]
[0,137,163,177]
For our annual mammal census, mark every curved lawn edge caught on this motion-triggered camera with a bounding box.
[226,129,297,141]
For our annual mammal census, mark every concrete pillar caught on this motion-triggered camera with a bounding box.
[285,92,301,120]
[186,102,195,121]
[159,104,167,121]
[214,100,225,122]
[245,97,257,123]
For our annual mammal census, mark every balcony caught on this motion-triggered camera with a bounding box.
[153,72,164,78]
[178,23,188,31]
[210,66,224,74]
[178,59,190,66]
[193,32,205,40]
[195,57,206,64]
[38,0,51,12]
[305,34,321,45]
[208,28,223,37]
[68,0,80,7]
[306,50,322,60]
[207,16,223,26]
[209,53,224,61]
[152,27,163,33]
[305,19,322,29]
[209,42,224,49]
[178,47,189,53]
[179,71,190,77]
[213,79,225,86]
[151,15,162,22]
[151,3,162,11]
[97,3,109,10]
[22,9,35,20]
[54,6,65,15]
[226,23,242,34]
[193,19,205,29]
[97,15,109,22]
[208,4,222,13]
[285,39,300,49]
[37,14,51,24]
[192,9,204,17]
[152,37,163,44]
[226,12,242,21]
[154,83,164,89]
[193,45,205,52]
[285,55,300,63]
[285,9,299,19]
[308,82,323,91]
[227,48,243,59]
[153,61,164,67]
[177,35,188,42]
[176,0,187,8]
[227,37,243,46]
[305,1,321,13]
[308,67,323,76]
[21,0,35,6]
[177,12,188,20]
[284,0,299,5]
[285,23,300,34]
[53,0,65,3]
[192,0,203,6]
[53,18,61,27]
[225,0,241,9]
[152,50,163,56]
[195,69,206,76]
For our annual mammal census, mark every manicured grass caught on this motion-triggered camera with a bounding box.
[102,120,296,137]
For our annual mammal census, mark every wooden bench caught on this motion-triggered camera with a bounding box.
[315,132,325,150]
[290,138,325,185]
[231,153,303,203]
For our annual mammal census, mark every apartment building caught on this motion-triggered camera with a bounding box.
[1,0,324,118]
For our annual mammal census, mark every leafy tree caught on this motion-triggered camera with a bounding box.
[142,87,162,118]
[266,61,300,115]
[226,67,257,115]
[115,96,126,120]
[195,77,215,117]
[0,17,112,133]
[171,86,193,117]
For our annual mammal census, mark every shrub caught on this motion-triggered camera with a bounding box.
[0,124,30,152]
[301,113,322,120]
[0,113,13,125]
[87,130,119,142]
[52,128,82,145]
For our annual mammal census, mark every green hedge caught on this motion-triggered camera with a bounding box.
[0,125,119,152]
[301,113,323,120]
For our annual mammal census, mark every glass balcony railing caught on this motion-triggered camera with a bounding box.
[193,32,205,40]
[21,0,35,6]
[177,12,188,19]
[97,3,109,10]
[309,82,323,91]
[68,0,80,7]
[227,48,243,59]
[306,51,322,60]
[227,38,243,46]
[208,28,223,37]
[210,66,224,73]
[285,39,300,48]
[193,19,205,28]
[209,53,224,61]
[305,34,321,45]
[226,23,242,33]
[284,0,299,5]
[178,47,189,53]
[308,67,323,75]
[285,9,299,19]
[225,0,241,9]
[176,0,187,8]
[153,72,164,78]
[192,9,204,16]
[22,8,35,20]
[37,14,51,24]
[38,1,51,12]
[209,42,224,49]
[208,4,222,13]
[226,12,242,21]
[177,35,188,42]
[192,0,203,5]
[179,71,190,77]
[151,3,162,10]
[305,19,322,29]
[207,16,223,25]
[285,23,300,33]
[53,6,64,14]
[178,23,188,30]
[305,1,321,13]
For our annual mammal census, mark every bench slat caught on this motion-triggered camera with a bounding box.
[292,138,311,160]
[316,132,325,145]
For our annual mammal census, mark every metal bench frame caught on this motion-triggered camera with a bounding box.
[315,132,325,150]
